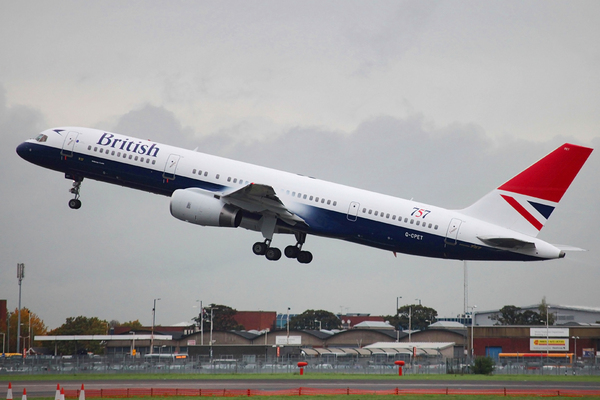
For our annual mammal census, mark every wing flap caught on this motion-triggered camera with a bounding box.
[477,236,536,249]
[222,183,306,225]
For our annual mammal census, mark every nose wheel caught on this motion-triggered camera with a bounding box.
[67,176,83,209]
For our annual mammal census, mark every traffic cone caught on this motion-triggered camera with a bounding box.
[60,387,65,400]
[54,385,60,400]
[78,384,85,400]
[20,389,26,400]
[6,383,13,400]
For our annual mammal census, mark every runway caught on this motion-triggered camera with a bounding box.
[5,378,600,398]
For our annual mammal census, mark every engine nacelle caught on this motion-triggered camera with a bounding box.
[170,188,242,228]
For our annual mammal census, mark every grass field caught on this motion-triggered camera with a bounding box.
[25,395,600,400]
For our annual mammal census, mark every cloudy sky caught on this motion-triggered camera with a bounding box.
[1,1,598,330]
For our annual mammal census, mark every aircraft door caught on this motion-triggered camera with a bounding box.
[347,201,360,222]
[163,154,181,180]
[444,218,462,245]
[61,131,80,157]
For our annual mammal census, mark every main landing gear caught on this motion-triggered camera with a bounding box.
[67,176,83,209]
[252,231,313,264]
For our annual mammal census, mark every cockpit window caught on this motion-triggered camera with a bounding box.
[35,134,48,143]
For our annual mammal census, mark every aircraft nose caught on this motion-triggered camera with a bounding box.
[16,142,32,160]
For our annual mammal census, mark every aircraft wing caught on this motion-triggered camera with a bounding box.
[221,183,306,226]
[477,236,536,249]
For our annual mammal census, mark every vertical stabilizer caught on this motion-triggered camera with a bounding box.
[461,143,592,237]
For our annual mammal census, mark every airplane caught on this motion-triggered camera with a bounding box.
[17,127,592,264]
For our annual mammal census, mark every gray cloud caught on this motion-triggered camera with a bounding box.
[1,1,598,329]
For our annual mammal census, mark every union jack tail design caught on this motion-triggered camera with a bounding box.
[461,143,593,237]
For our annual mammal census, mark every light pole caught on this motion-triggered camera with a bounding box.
[408,306,412,343]
[151,298,161,354]
[572,336,579,362]
[314,320,322,331]
[209,307,214,361]
[415,298,421,306]
[16,263,24,355]
[396,296,402,342]
[286,307,290,344]
[469,305,477,360]
[1,333,5,356]
[193,300,204,345]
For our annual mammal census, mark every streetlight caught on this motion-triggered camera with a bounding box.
[396,296,402,342]
[16,263,24,355]
[468,305,477,360]
[193,300,204,345]
[314,320,322,331]
[286,307,290,344]
[572,336,579,362]
[1,333,5,356]
[151,298,161,354]
[415,298,421,306]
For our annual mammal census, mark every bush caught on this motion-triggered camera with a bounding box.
[471,356,495,375]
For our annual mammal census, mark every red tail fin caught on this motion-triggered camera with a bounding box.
[498,144,592,203]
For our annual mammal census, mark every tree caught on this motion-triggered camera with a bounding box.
[491,301,552,326]
[191,304,244,331]
[289,310,341,330]
[491,305,522,325]
[120,320,143,329]
[1,308,48,353]
[472,356,495,375]
[45,316,108,355]
[538,297,555,325]
[385,304,438,331]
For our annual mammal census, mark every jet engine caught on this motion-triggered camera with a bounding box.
[170,188,242,227]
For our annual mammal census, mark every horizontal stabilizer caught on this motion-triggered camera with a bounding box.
[477,236,536,249]
[553,244,587,252]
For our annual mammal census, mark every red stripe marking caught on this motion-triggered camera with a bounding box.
[498,144,592,202]
[501,195,543,231]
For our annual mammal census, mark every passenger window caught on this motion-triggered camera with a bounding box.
[404,218,408,223]
[88,145,92,150]
[416,221,420,226]
[152,160,156,165]
[392,215,396,220]
[434,225,438,230]
[316,197,320,202]
[146,159,150,163]
[297,193,302,198]
[204,172,208,176]
[362,208,366,213]
[112,151,116,156]
[428,223,432,228]
[368,210,372,214]
[410,219,414,224]
[327,200,331,205]
[129,155,133,159]
[216,174,220,179]
[234,178,238,183]
[333,201,337,206]
[123,153,127,158]
[99,148,104,153]
[386,213,390,218]
[309,196,313,201]
[227,177,232,182]
[193,169,197,174]
[321,198,325,203]
[303,194,307,199]
[140,157,144,162]
[374,211,379,216]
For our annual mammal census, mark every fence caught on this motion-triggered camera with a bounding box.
[1,354,598,376]
[54,387,600,398]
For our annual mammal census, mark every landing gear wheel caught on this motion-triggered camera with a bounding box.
[252,242,268,256]
[284,245,300,259]
[68,199,82,210]
[265,247,282,261]
[297,251,313,264]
